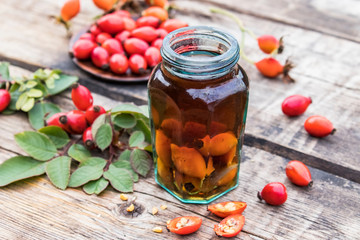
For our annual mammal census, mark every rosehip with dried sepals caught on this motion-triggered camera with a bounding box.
[159,19,188,33]
[71,83,93,111]
[131,26,158,43]
[91,46,110,69]
[144,47,161,67]
[85,105,106,124]
[136,16,161,28]
[304,115,335,138]
[109,54,129,75]
[0,89,11,112]
[102,38,124,55]
[60,0,80,22]
[129,54,147,74]
[257,35,283,54]
[151,38,163,49]
[124,38,149,55]
[79,33,95,42]
[96,32,112,45]
[258,182,287,206]
[286,160,313,187]
[282,95,312,117]
[255,58,294,83]
[97,14,124,34]
[72,39,96,60]
[155,28,168,39]
[59,110,88,135]
[46,112,67,130]
[83,127,95,149]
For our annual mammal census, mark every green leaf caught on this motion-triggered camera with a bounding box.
[38,126,69,149]
[25,80,38,89]
[45,156,71,190]
[111,103,143,115]
[46,74,78,96]
[103,164,133,192]
[68,144,91,163]
[79,157,106,167]
[113,113,136,129]
[15,131,57,161]
[134,119,152,143]
[0,109,15,115]
[20,97,35,112]
[138,105,150,118]
[19,83,27,92]
[68,165,104,188]
[112,160,139,182]
[8,88,21,111]
[83,177,109,195]
[118,149,131,161]
[130,149,152,177]
[0,62,10,80]
[0,156,46,186]
[91,114,107,139]
[129,131,145,148]
[95,123,113,151]
[45,76,55,89]
[16,92,28,110]
[144,144,153,153]
[26,88,43,98]
[28,102,61,130]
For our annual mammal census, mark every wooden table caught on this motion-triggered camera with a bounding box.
[1,0,360,239]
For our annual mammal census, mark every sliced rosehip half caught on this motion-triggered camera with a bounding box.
[208,201,247,218]
[214,214,245,238]
[166,216,202,235]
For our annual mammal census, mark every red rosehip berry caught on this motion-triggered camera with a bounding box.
[95,32,112,45]
[90,24,101,37]
[286,160,313,187]
[304,115,335,138]
[0,89,11,112]
[59,110,88,135]
[257,35,280,54]
[109,54,129,75]
[151,38,163,50]
[112,10,131,18]
[124,38,149,55]
[102,38,124,55]
[79,33,95,42]
[258,182,287,206]
[131,26,158,43]
[97,14,124,34]
[72,39,96,60]
[91,46,110,69]
[281,95,312,117]
[115,30,131,44]
[155,28,168,39]
[46,112,67,130]
[159,19,188,33]
[136,16,161,28]
[123,17,137,31]
[144,47,161,67]
[71,83,93,111]
[85,105,106,124]
[129,54,147,74]
[82,127,95,149]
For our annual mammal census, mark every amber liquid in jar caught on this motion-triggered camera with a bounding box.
[148,27,249,203]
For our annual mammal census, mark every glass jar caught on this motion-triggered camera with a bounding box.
[148,26,249,204]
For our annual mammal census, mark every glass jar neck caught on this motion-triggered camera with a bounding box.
[161,26,240,80]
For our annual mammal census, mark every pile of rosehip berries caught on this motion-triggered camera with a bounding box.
[46,83,104,148]
[72,7,188,75]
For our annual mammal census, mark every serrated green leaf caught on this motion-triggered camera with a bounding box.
[15,131,57,161]
[26,88,43,98]
[91,114,107,139]
[0,156,46,186]
[0,62,10,80]
[68,164,104,188]
[46,74,78,96]
[95,123,113,151]
[130,149,152,177]
[45,156,71,190]
[20,97,35,112]
[16,92,28,110]
[68,144,91,163]
[25,80,38,89]
[28,102,61,130]
[112,160,139,182]
[83,177,109,195]
[38,126,69,149]
[113,113,136,129]
[118,149,131,161]
[103,165,133,192]
[134,119,152,143]
[129,131,145,148]
[79,157,106,168]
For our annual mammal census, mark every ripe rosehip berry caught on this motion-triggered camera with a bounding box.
[258,182,287,206]
[115,30,131,43]
[136,16,161,28]
[142,6,168,22]
[0,89,11,112]
[71,83,93,111]
[144,47,161,67]
[281,95,312,117]
[72,39,96,60]
[109,54,129,74]
[129,54,147,74]
[92,0,115,11]
[83,127,95,149]
[124,38,149,55]
[102,38,124,55]
[60,0,80,22]
[60,110,88,134]
[155,28,168,39]
[145,0,168,8]
[255,58,294,82]
[257,35,280,54]
[159,19,188,33]
[122,17,137,31]
[79,33,95,42]
[286,160,313,187]
[95,32,112,45]
[131,26,158,43]
[304,115,335,138]
[97,14,124,34]
[112,10,131,18]
[90,24,101,37]
[151,38,163,49]
[46,112,67,130]
[91,46,110,69]
[85,105,106,124]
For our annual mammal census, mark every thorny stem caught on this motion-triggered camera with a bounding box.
[210,7,256,64]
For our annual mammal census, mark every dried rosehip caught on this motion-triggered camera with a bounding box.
[281,95,312,117]
[258,182,287,206]
[129,54,147,74]
[304,115,335,138]
[72,39,96,60]
[131,26,158,43]
[82,127,95,149]
[85,105,106,124]
[142,6,168,22]
[286,160,313,187]
[60,110,88,134]
[60,0,80,21]
[97,14,124,34]
[95,32,112,45]
[136,16,161,28]
[0,89,11,112]
[144,47,162,67]
[102,38,124,55]
[91,46,109,69]
[159,19,188,33]
[257,35,280,54]
[109,53,129,74]
[123,38,149,55]
[71,83,93,111]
